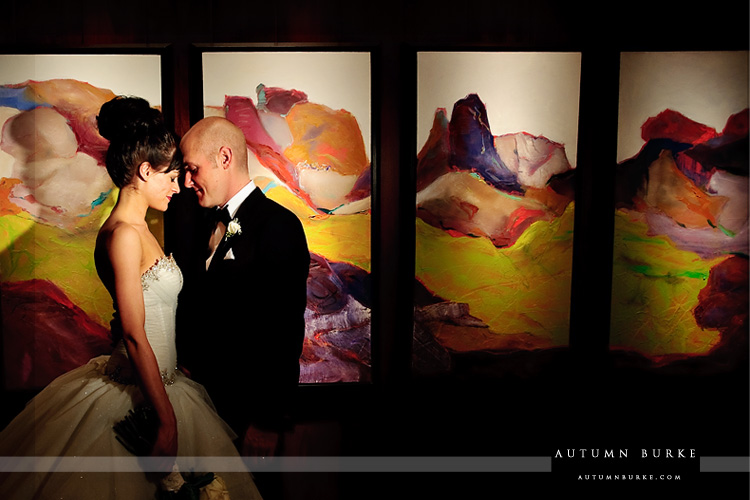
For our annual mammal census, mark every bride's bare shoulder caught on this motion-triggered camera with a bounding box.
[95,220,140,284]
[96,219,143,257]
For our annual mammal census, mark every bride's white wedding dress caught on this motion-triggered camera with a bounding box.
[0,255,262,499]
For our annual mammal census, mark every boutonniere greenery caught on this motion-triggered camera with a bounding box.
[224,218,242,241]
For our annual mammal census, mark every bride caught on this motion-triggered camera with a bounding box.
[0,96,262,499]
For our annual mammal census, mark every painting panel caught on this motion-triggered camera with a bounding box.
[414,51,581,376]
[0,53,164,390]
[611,51,749,367]
[200,49,372,383]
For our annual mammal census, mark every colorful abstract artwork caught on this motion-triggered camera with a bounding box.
[0,54,163,389]
[414,52,581,376]
[612,51,749,366]
[201,50,372,383]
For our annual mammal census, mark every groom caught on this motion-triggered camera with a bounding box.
[178,116,310,443]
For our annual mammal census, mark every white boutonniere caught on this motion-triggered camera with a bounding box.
[224,218,242,241]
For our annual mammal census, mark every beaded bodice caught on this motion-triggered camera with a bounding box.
[106,255,183,386]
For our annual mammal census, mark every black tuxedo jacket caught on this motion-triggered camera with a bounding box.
[179,188,310,431]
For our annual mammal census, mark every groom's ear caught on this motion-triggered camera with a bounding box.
[218,146,232,170]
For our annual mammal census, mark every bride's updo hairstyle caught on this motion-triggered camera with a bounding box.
[97,96,181,189]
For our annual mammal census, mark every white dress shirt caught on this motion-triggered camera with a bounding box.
[206,180,257,269]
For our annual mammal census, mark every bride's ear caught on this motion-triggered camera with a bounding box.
[137,161,153,181]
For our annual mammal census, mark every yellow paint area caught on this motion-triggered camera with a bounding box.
[284,102,369,177]
[263,181,371,272]
[0,199,115,327]
[609,209,723,355]
[415,202,575,347]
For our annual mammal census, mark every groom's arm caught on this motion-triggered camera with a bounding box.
[248,204,310,425]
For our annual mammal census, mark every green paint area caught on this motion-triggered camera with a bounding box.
[610,210,723,356]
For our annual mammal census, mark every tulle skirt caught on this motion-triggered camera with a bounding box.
[0,356,262,499]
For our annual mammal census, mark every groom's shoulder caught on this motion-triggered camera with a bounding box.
[238,189,304,232]
[257,191,300,221]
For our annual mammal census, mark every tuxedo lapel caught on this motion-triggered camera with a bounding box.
[207,187,267,272]
[210,228,231,266]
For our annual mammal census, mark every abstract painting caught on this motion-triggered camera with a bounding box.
[200,49,372,383]
[0,53,163,389]
[414,51,581,376]
[611,51,748,367]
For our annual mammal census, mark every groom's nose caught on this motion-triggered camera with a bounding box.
[184,171,194,188]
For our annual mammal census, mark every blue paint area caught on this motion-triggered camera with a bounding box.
[329,259,371,308]
[78,190,112,217]
[256,83,267,108]
[449,94,523,194]
[308,253,371,314]
[260,180,277,194]
[0,87,44,111]
[318,206,341,215]
[90,190,111,209]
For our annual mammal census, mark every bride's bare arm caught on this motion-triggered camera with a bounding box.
[107,223,177,457]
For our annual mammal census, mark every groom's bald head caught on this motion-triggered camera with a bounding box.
[182,116,248,170]
[181,116,250,208]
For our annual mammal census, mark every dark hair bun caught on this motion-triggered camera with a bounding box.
[97,95,178,189]
[97,96,163,142]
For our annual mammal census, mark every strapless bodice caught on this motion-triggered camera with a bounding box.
[106,255,183,384]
